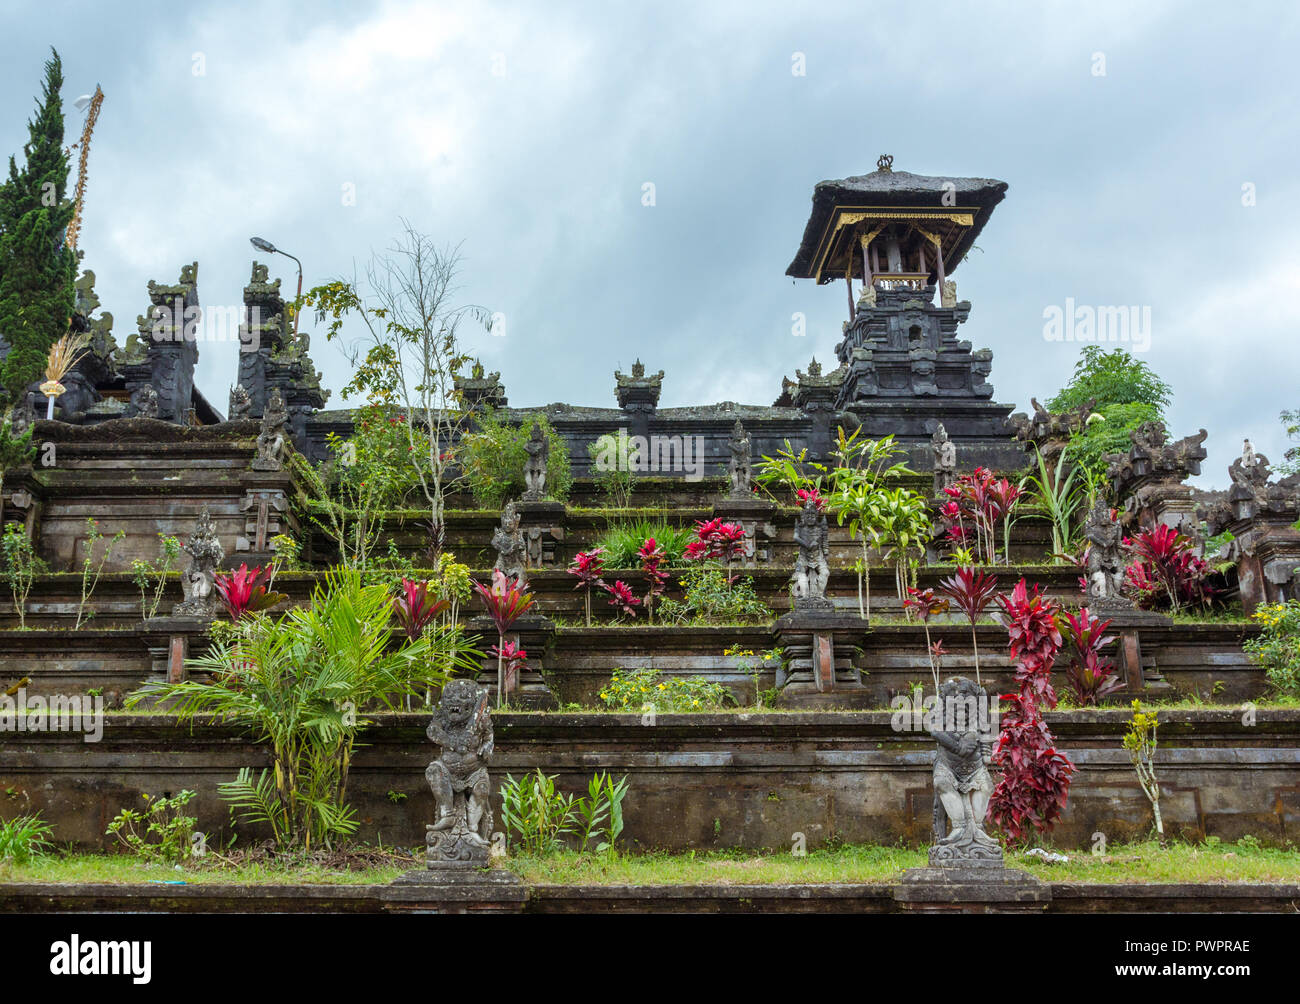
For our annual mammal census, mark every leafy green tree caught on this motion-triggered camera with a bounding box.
[1278,409,1300,477]
[0,49,78,407]
[1047,347,1174,486]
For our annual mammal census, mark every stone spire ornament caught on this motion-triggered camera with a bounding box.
[173,505,225,618]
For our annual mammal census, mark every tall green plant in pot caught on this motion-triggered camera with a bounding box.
[129,569,478,850]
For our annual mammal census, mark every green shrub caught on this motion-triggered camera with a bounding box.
[656,566,771,625]
[1245,601,1300,697]
[0,812,54,863]
[599,666,732,711]
[499,768,629,856]
[588,432,637,508]
[106,790,199,864]
[593,520,692,567]
[461,408,572,507]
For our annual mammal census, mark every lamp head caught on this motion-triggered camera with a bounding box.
[249,236,277,254]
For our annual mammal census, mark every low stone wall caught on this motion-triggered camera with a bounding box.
[3,711,1296,853]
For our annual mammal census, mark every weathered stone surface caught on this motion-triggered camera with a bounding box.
[423,681,494,871]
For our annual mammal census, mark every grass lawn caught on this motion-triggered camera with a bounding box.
[2,839,1296,888]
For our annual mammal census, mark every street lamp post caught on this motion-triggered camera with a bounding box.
[249,237,303,339]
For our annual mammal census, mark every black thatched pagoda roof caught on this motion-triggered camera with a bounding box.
[785,166,1008,282]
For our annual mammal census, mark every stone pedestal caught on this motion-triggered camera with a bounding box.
[470,614,557,709]
[140,616,211,691]
[383,868,526,914]
[894,866,1050,913]
[711,498,777,565]
[236,471,296,556]
[515,500,566,570]
[772,610,871,708]
[1091,604,1172,694]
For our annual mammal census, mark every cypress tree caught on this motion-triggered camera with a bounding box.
[0,48,78,407]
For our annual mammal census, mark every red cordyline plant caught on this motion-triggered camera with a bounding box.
[392,578,449,642]
[604,579,641,619]
[795,487,826,511]
[489,639,528,697]
[568,547,607,626]
[639,537,669,623]
[683,518,747,564]
[941,468,1022,564]
[473,570,537,707]
[214,564,289,622]
[1124,524,1214,613]
[1060,607,1123,705]
[987,578,1074,844]
[937,566,998,686]
[904,587,949,693]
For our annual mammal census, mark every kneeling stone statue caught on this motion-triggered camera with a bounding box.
[424,680,495,869]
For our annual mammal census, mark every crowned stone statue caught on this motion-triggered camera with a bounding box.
[252,388,289,471]
[522,424,549,501]
[791,497,832,612]
[492,501,528,581]
[727,419,752,498]
[1084,498,1131,608]
[931,422,957,496]
[173,506,225,619]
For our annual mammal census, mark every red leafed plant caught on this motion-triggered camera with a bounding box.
[392,578,449,642]
[795,487,826,511]
[936,566,998,686]
[603,579,641,619]
[214,564,289,622]
[1124,524,1214,613]
[1060,606,1123,705]
[473,570,537,707]
[489,639,528,696]
[683,518,748,565]
[639,537,670,623]
[904,587,949,693]
[568,547,607,626]
[940,468,1022,564]
[987,578,1075,844]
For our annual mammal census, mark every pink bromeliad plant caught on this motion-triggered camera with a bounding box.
[214,564,289,622]
[568,547,607,627]
[392,578,449,642]
[473,570,536,707]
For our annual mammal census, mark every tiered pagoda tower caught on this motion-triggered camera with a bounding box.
[786,156,1023,471]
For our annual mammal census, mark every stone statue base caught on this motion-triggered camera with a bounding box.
[426,818,491,871]
[772,610,872,708]
[384,867,526,914]
[894,866,1050,913]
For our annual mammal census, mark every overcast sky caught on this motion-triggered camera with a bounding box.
[2,0,1295,487]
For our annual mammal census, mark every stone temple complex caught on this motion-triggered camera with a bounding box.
[1,157,1298,917]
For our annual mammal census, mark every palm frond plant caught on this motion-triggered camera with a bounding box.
[128,569,477,850]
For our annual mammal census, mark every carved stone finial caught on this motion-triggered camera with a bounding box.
[423,680,494,870]
[876,154,894,173]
